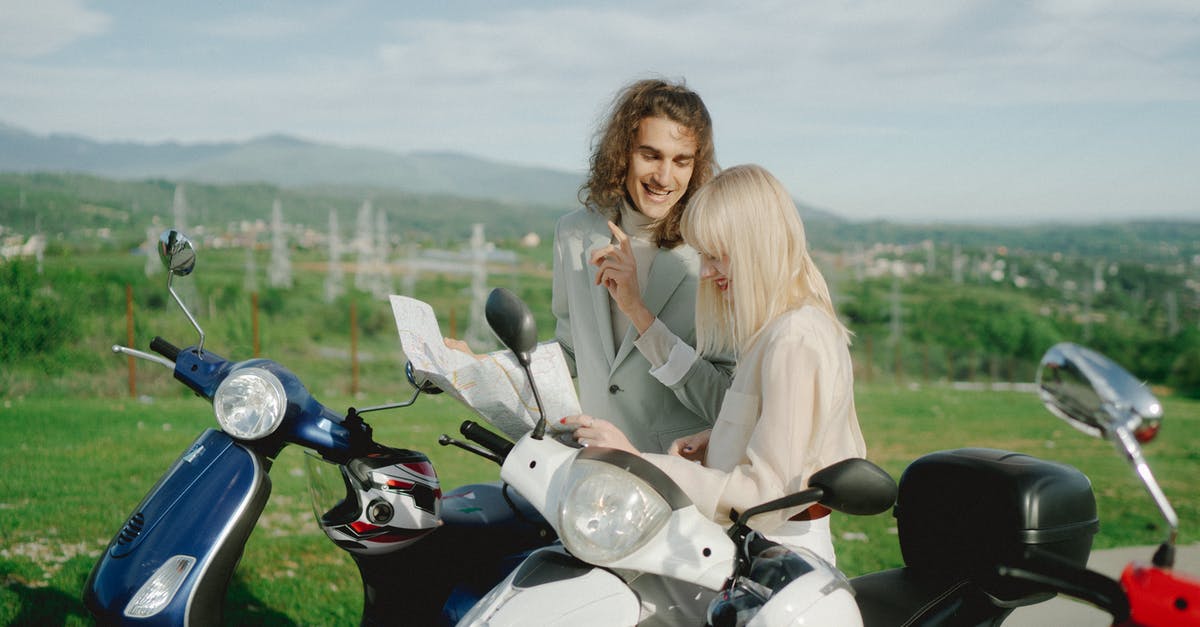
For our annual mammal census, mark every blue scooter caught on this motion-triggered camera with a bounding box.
[83,230,554,626]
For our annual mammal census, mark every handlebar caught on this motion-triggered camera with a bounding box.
[460,420,514,461]
[996,546,1130,621]
[150,336,181,362]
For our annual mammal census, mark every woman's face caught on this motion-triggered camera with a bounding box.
[699,251,731,297]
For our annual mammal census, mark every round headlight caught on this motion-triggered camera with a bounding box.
[558,459,671,565]
[213,367,287,439]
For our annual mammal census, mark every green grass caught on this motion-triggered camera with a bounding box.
[1,385,1197,625]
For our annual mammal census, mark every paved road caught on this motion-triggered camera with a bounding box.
[1006,543,1199,626]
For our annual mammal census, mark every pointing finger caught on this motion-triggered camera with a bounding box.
[607,221,631,252]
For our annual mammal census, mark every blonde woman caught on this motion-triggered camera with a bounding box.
[564,164,866,564]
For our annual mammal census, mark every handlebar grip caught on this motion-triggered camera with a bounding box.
[460,421,514,459]
[149,336,181,362]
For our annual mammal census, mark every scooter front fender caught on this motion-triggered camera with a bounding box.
[457,545,640,627]
[84,428,270,625]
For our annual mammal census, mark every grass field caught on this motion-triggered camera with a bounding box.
[1,382,1197,625]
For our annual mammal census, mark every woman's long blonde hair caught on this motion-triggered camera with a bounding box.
[681,164,849,356]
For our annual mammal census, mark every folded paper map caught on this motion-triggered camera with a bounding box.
[389,295,580,440]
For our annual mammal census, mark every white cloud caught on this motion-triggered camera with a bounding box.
[0,0,110,59]
[196,6,354,41]
[369,1,1200,113]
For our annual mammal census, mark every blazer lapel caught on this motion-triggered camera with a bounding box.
[611,244,690,371]
[584,216,618,367]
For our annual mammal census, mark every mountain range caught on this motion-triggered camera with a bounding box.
[5,120,1198,265]
[1,120,863,229]
[0,121,583,210]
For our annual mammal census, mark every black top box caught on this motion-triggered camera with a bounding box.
[895,448,1098,580]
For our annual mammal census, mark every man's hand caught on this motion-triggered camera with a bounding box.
[443,337,484,360]
[590,221,655,334]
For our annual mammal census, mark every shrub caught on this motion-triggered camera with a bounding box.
[0,261,78,363]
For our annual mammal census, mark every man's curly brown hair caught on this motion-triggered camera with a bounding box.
[579,78,716,249]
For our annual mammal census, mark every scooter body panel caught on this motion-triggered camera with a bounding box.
[456,545,640,626]
[602,503,734,591]
[84,428,271,625]
[499,436,737,590]
[353,481,558,626]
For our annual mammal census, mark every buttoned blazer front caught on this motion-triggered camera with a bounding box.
[551,207,734,453]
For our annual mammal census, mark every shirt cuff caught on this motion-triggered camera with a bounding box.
[636,319,699,387]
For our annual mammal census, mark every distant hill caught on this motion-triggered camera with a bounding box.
[0,121,582,209]
[3,121,1197,264]
[0,171,571,247]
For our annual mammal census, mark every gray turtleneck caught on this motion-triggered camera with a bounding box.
[609,202,659,346]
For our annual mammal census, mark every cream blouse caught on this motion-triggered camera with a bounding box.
[644,305,867,533]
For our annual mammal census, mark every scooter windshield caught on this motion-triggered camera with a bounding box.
[304,452,360,527]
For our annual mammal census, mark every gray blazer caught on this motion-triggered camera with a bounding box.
[551,208,735,453]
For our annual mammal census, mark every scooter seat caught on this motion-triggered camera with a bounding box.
[852,567,1054,627]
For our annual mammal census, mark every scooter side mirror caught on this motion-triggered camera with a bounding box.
[1036,342,1163,442]
[735,458,896,524]
[156,229,206,355]
[405,361,443,395]
[484,287,548,439]
[809,457,897,516]
[1037,342,1179,568]
[158,229,197,277]
[485,287,538,367]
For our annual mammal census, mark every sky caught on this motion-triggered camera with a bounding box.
[1,0,1198,224]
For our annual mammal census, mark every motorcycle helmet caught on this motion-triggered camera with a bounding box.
[306,446,441,555]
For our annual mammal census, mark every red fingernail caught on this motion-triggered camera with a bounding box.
[559,417,567,424]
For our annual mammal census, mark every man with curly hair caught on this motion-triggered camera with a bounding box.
[553,77,734,453]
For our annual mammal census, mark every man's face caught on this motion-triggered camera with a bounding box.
[624,116,697,220]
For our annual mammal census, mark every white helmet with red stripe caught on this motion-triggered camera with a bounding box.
[306,446,441,555]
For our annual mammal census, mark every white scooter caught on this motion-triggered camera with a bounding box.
[446,288,898,626]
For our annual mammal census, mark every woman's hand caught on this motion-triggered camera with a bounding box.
[590,221,654,334]
[560,414,640,455]
[668,429,711,462]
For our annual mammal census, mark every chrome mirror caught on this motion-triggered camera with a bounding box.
[158,230,197,277]
[156,229,206,356]
[1036,342,1162,441]
[1036,342,1177,567]
[405,361,443,395]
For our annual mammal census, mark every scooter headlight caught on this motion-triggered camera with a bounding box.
[213,367,287,439]
[558,458,671,564]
